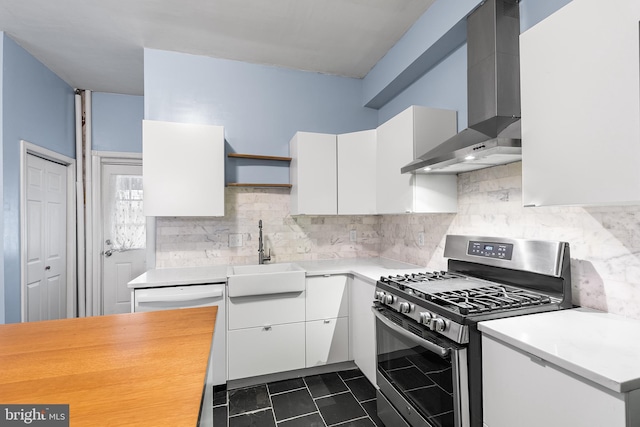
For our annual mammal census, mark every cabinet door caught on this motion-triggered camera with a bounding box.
[337,130,377,214]
[482,336,626,427]
[228,322,306,380]
[413,175,457,213]
[376,106,458,214]
[349,276,377,385]
[290,132,337,215]
[306,317,349,367]
[142,120,224,216]
[521,0,640,206]
[306,275,349,321]
[376,107,414,214]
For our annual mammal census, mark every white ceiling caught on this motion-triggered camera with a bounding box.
[0,0,436,95]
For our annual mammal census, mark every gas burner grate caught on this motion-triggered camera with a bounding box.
[381,271,465,289]
[428,285,553,315]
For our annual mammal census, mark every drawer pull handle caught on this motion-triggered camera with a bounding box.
[323,320,331,324]
[263,326,272,331]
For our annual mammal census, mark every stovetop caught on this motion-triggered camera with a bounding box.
[379,272,557,316]
[375,269,564,344]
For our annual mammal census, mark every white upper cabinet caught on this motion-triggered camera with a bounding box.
[337,130,377,215]
[290,132,338,215]
[142,120,225,216]
[376,105,458,214]
[521,0,640,206]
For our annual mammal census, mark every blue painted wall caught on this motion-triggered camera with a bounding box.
[92,92,144,152]
[377,44,467,129]
[363,0,480,109]
[520,0,572,31]
[2,34,75,323]
[144,49,378,184]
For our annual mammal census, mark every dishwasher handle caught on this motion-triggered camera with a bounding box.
[136,287,224,303]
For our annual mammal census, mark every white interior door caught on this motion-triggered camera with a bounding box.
[25,154,67,321]
[101,163,146,315]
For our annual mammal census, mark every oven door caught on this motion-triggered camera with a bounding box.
[373,306,469,427]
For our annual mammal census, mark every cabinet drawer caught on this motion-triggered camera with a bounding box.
[306,317,349,367]
[306,275,349,321]
[228,291,305,330]
[228,322,305,380]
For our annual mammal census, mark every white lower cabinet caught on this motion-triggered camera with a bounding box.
[305,317,349,367]
[227,274,379,381]
[227,291,306,380]
[349,276,377,385]
[305,275,350,368]
[482,335,639,427]
[228,322,306,380]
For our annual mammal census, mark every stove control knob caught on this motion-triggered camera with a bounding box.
[375,291,385,301]
[431,318,446,332]
[384,295,395,304]
[399,302,413,313]
[419,312,433,326]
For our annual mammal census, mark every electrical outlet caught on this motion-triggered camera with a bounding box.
[418,232,425,247]
[229,233,243,247]
[349,230,357,242]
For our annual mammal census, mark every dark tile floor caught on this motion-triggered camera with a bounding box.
[212,368,384,427]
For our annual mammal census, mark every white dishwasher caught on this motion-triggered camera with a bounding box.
[133,283,225,427]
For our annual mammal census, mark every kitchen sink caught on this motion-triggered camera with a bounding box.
[227,263,306,297]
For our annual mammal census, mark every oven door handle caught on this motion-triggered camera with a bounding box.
[372,307,450,358]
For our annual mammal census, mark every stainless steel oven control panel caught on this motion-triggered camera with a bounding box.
[468,240,514,260]
[374,290,469,344]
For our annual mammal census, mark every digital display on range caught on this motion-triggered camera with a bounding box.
[468,241,513,260]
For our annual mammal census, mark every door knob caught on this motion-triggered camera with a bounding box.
[45,266,51,270]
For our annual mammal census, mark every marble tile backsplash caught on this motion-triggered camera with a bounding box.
[380,162,640,320]
[155,162,640,320]
[155,187,381,268]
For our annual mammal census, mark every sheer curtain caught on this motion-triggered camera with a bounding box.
[108,174,145,251]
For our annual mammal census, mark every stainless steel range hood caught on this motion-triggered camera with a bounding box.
[402,0,521,175]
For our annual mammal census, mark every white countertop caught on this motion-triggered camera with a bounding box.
[127,257,423,289]
[479,308,640,393]
[128,265,229,288]
[294,258,424,281]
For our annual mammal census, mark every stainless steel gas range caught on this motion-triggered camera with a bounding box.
[373,235,572,427]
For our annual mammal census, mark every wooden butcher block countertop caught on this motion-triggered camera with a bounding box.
[0,306,217,426]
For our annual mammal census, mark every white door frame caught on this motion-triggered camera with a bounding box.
[90,151,155,315]
[20,140,77,322]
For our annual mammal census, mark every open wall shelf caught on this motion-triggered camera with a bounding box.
[227,153,292,162]
[226,153,292,188]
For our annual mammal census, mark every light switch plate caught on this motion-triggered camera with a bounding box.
[349,230,357,242]
[229,233,243,247]
[418,232,425,247]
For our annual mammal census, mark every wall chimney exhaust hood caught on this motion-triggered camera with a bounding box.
[402,0,522,175]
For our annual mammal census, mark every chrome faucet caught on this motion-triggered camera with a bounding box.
[258,220,271,264]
